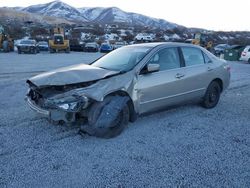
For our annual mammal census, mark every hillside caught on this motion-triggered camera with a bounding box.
[19,1,179,29]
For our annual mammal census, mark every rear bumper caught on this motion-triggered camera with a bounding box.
[239,56,249,61]
[100,49,112,53]
[38,47,48,51]
[84,48,98,52]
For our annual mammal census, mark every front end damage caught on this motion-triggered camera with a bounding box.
[25,69,137,125]
[26,81,93,123]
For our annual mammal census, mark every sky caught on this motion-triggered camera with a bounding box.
[1,0,250,31]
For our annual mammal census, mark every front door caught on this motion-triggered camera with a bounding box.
[136,47,187,114]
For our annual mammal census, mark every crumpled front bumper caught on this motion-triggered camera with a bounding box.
[26,97,50,117]
[25,97,77,123]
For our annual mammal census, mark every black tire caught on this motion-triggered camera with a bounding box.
[3,40,9,52]
[248,58,250,63]
[30,48,34,54]
[18,49,21,54]
[81,96,130,138]
[201,81,221,109]
[65,47,70,53]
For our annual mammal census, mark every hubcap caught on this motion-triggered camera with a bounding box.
[209,89,218,103]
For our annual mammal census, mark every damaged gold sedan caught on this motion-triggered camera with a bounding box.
[26,43,230,138]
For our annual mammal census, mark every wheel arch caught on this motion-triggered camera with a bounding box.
[105,90,137,122]
[211,78,223,92]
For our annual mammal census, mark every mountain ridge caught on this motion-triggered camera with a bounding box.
[15,1,180,29]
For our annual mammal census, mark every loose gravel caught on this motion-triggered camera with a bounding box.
[0,52,249,187]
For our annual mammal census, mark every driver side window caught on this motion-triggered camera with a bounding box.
[148,47,180,71]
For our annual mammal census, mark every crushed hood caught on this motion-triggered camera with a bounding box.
[28,64,119,87]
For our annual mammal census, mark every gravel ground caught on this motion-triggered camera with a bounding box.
[0,52,249,187]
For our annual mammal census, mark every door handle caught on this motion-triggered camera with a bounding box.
[208,67,213,71]
[175,73,185,79]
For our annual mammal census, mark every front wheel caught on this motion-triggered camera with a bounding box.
[201,81,221,109]
[49,48,54,53]
[65,47,70,53]
[3,41,9,52]
[81,96,130,138]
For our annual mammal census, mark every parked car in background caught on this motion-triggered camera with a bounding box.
[26,43,230,138]
[129,41,136,45]
[17,39,39,54]
[84,42,99,52]
[69,39,85,52]
[213,44,231,56]
[239,45,250,63]
[113,41,127,49]
[100,43,113,53]
[37,41,49,51]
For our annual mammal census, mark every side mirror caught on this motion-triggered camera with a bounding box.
[140,63,160,74]
[147,63,160,73]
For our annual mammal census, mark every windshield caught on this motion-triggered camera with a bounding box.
[38,42,47,45]
[92,46,151,72]
[115,42,124,45]
[101,44,111,48]
[20,40,35,45]
[216,44,230,49]
[86,43,96,47]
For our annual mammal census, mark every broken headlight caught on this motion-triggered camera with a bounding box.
[48,95,89,112]
[57,102,80,112]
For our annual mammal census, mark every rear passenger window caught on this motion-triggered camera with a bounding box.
[203,52,212,63]
[181,47,205,66]
[148,48,180,71]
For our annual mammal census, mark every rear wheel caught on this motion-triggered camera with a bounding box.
[81,96,130,138]
[201,81,221,109]
[248,58,250,63]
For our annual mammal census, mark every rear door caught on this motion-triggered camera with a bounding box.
[179,47,213,99]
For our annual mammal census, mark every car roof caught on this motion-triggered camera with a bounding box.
[128,42,204,49]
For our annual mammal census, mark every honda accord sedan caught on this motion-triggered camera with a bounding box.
[26,43,230,138]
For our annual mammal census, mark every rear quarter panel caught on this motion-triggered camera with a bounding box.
[206,59,230,92]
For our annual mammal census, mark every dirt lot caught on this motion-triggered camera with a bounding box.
[0,52,249,187]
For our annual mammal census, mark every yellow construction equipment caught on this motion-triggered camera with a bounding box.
[0,25,14,52]
[192,32,213,51]
[49,27,70,53]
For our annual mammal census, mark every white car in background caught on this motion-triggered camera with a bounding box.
[113,41,127,49]
[239,45,250,63]
[135,33,154,41]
